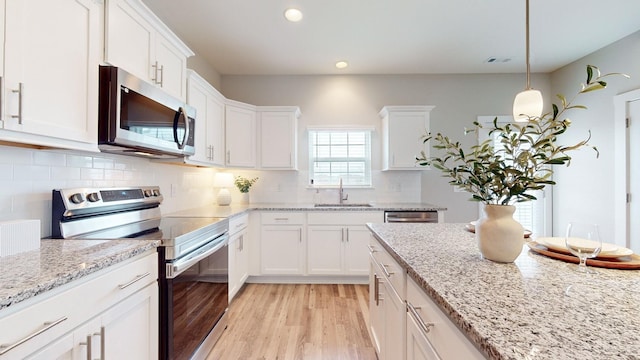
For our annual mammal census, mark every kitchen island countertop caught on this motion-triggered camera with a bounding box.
[0,239,160,311]
[367,222,640,360]
[164,202,446,218]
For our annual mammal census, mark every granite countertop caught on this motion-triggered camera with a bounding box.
[367,223,640,360]
[164,202,446,218]
[0,239,160,312]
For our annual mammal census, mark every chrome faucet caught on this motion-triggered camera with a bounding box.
[339,178,348,204]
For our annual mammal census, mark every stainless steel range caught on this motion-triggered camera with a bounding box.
[52,186,229,360]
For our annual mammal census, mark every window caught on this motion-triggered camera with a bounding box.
[308,129,372,187]
[476,116,551,236]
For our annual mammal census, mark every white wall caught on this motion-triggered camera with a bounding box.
[0,144,218,238]
[221,73,551,222]
[550,31,640,242]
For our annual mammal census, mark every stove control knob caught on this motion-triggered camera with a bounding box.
[69,193,85,204]
[144,190,153,197]
[153,189,160,197]
[87,193,100,202]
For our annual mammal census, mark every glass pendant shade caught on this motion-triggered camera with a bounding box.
[513,89,543,122]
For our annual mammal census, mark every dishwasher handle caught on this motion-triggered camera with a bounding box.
[384,211,438,223]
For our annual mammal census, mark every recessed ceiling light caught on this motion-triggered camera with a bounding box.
[335,61,349,69]
[284,8,303,22]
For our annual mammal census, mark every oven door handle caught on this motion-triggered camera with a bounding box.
[167,235,228,279]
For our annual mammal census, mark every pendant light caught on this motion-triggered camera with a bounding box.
[513,0,543,122]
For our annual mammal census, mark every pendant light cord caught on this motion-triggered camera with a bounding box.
[525,0,531,90]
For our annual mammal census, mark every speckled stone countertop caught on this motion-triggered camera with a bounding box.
[367,223,640,360]
[0,239,160,311]
[164,202,446,218]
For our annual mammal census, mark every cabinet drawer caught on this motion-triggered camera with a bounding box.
[406,277,484,359]
[229,213,249,234]
[369,237,405,298]
[0,251,158,359]
[307,211,383,225]
[261,212,305,225]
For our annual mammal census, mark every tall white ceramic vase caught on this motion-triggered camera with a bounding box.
[476,204,524,263]
[240,192,250,204]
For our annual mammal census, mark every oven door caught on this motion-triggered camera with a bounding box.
[159,235,229,360]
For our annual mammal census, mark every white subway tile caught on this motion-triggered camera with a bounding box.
[14,165,50,181]
[0,164,12,180]
[81,168,104,180]
[51,167,81,180]
[66,154,93,168]
[0,145,33,165]
[34,151,66,166]
[104,169,124,180]
[93,157,115,169]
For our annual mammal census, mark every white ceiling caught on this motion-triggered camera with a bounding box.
[142,0,640,76]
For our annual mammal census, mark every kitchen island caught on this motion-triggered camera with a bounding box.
[367,223,640,359]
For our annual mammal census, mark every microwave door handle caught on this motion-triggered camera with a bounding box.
[173,107,189,150]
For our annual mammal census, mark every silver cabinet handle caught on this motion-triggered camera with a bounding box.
[341,228,345,242]
[374,274,380,306]
[381,264,394,277]
[93,326,105,360]
[299,228,302,242]
[407,301,435,335]
[118,272,151,290]
[367,244,377,253]
[274,217,289,221]
[158,64,164,87]
[226,150,231,163]
[11,83,23,124]
[0,316,68,355]
[151,61,160,84]
[79,334,92,360]
[346,228,349,242]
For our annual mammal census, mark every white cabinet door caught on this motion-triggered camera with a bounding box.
[2,0,100,149]
[101,283,159,360]
[369,259,384,357]
[260,225,304,274]
[226,101,257,168]
[406,313,441,360]
[307,225,344,275]
[105,0,192,100]
[344,225,371,275]
[155,33,188,100]
[186,71,225,166]
[380,106,435,170]
[105,0,154,84]
[258,107,300,169]
[229,229,248,301]
[385,281,406,360]
[24,332,75,360]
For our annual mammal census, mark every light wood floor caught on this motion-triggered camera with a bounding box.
[206,283,377,360]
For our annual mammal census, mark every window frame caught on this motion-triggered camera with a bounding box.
[307,128,373,188]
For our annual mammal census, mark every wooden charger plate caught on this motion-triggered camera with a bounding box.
[527,240,640,270]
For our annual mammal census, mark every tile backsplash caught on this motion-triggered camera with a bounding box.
[0,144,216,238]
[0,144,422,238]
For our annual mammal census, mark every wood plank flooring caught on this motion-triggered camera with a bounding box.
[206,283,377,360]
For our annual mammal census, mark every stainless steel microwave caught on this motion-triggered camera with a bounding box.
[98,65,196,158]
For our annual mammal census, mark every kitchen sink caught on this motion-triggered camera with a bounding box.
[314,203,373,207]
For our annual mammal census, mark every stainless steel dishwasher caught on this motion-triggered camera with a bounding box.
[384,210,439,223]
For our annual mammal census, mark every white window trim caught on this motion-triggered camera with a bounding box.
[308,128,373,188]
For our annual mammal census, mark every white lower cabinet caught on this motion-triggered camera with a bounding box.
[229,213,249,301]
[260,212,305,275]
[307,212,383,276]
[0,251,158,360]
[369,237,406,360]
[406,277,484,360]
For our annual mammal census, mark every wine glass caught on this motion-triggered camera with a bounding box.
[565,222,602,273]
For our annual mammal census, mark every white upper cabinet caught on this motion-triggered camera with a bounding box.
[185,71,225,166]
[257,106,300,170]
[380,106,435,170]
[105,0,193,101]
[225,100,257,168]
[0,0,101,151]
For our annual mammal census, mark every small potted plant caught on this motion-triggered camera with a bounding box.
[234,176,258,204]
[416,65,627,262]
